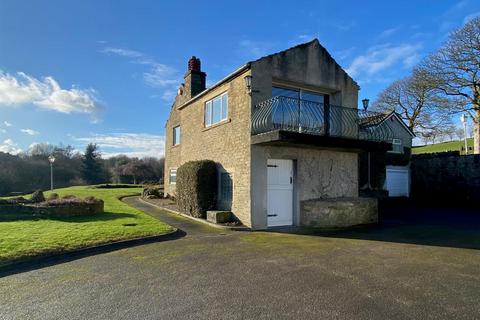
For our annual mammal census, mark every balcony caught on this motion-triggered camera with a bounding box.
[251,96,394,151]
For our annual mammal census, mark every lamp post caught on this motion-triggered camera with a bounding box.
[48,155,55,191]
[362,98,370,111]
[460,114,468,155]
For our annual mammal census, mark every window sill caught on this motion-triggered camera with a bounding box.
[171,144,180,149]
[202,118,231,132]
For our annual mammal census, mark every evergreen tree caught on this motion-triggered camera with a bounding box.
[81,143,104,184]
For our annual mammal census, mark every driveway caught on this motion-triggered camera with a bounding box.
[1,197,479,320]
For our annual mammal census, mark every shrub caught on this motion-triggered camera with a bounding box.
[142,186,163,199]
[62,195,76,199]
[30,190,45,203]
[47,193,59,201]
[176,160,217,218]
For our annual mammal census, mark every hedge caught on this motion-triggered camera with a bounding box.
[176,160,217,218]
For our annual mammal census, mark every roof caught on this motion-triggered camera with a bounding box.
[177,38,357,109]
[360,111,416,137]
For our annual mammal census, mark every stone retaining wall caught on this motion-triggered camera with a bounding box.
[0,201,104,217]
[300,197,378,228]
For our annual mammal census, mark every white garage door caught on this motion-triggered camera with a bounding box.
[386,166,410,197]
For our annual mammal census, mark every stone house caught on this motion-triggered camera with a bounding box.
[164,39,401,229]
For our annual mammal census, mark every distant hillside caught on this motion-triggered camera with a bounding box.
[412,138,474,155]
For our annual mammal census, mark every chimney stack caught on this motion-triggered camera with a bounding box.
[183,56,206,99]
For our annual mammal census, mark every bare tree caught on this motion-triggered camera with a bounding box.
[373,68,454,140]
[419,17,480,153]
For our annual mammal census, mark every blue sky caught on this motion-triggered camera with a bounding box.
[1,0,479,157]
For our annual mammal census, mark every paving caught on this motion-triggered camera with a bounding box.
[1,197,480,320]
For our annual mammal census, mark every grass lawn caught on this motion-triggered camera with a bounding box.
[0,186,174,267]
[412,138,473,154]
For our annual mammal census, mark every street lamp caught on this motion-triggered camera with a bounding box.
[460,114,468,155]
[244,75,252,95]
[362,98,370,111]
[48,155,55,191]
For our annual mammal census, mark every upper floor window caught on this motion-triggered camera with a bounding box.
[390,138,403,153]
[272,86,325,104]
[173,126,180,146]
[205,92,228,127]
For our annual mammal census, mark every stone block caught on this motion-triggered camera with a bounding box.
[207,210,232,224]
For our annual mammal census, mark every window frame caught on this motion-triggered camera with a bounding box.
[390,138,403,154]
[169,169,177,185]
[204,92,228,127]
[172,126,180,146]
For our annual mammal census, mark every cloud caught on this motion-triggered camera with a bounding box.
[464,12,480,24]
[0,129,6,134]
[102,46,179,90]
[21,128,39,135]
[346,43,422,78]
[238,40,275,59]
[0,72,102,117]
[75,133,165,158]
[3,121,12,127]
[377,27,400,40]
[0,138,22,155]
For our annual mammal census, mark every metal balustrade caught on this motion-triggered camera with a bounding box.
[251,96,396,142]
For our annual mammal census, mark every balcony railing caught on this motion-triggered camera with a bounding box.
[251,96,396,142]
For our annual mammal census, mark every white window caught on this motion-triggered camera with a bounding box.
[169,169,177,184]
[205,92,228,127]
[390,139,403,153]
[173,126,180,146]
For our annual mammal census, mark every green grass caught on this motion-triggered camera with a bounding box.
[412,138,473,154]
[0,186,174,267]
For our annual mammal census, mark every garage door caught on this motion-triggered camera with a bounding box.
[386,166,410,197]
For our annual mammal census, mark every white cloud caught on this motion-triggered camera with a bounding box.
[464,12,480,24]
[21,128,39,136]
[0,138,22,155]
[377,27,400,40]
[3,121,12,127]
[346,43,422,78]
[0,128,6,134]
[102,46,179,89]
[239,40,275,59]
[0,72,102,116]
[75,133,165,158]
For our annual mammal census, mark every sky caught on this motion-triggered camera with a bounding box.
[1,0,479,157]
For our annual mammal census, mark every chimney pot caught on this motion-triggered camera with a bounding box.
[188,56,201,72]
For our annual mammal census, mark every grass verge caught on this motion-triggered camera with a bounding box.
[0,186,174,267]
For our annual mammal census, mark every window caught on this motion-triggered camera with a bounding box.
[390,139,403,153]
[173,126,180,146]
[169,169,177,184]
[272,86,325,103]
[219,172,233,204]
[205,92,228,126]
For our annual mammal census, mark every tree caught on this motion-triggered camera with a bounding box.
[121,160,154,184]
[419,17,480,153]
[373,68,454,140]
[81,143,104,184]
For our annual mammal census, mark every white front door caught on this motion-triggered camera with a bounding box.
[267,159,293,227]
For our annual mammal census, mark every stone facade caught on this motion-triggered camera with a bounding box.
[164,39,371,229]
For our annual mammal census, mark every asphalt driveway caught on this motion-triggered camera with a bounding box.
[1,197,479,320]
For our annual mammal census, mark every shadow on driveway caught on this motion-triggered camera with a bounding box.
[270,205,480,250]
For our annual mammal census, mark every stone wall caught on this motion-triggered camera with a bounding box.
[251,145,359,229]
[300,197,378,228]
[411,153,480,204]
[0,201,104,217]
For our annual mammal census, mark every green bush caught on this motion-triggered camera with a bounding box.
[176,160,217,218]
[30,190,45,203]
[47,193,59,201]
